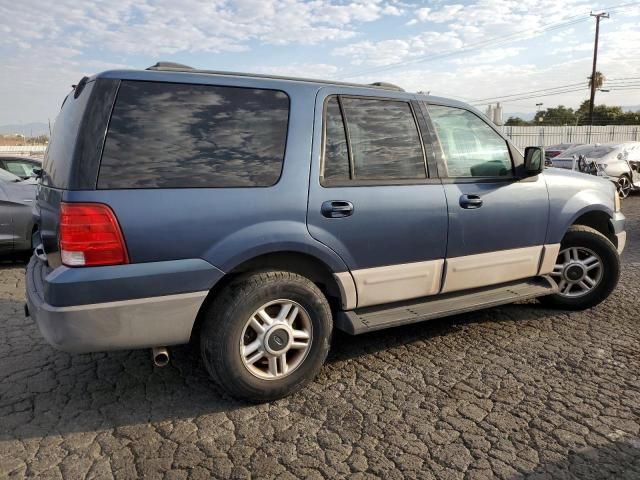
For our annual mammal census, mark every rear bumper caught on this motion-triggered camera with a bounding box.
[26,257,208,353]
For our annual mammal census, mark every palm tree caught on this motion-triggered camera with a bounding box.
[589,71,605,90]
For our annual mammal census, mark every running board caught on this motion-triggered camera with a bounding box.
[335,277,557,335]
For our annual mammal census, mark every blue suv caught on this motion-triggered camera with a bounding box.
[26,63,626,402]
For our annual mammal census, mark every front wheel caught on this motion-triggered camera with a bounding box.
[541,225,620,310]
[200,271,332,402]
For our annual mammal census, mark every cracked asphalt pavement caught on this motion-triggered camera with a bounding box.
[1,197,639,479]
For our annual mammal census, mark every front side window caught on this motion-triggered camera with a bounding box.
[99,81,289,189]
[428,105,512,178]
[322,96,426,183]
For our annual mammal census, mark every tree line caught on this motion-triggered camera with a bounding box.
[505,100,640,126]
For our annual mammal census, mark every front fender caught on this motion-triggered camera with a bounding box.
[203,220,350,273]
[547,186,615,244]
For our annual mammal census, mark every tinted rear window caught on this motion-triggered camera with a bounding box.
[322,96,426,184]
[98,81,290,189]
[42,81,95,188]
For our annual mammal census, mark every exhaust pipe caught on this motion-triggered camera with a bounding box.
[152,347,170,367]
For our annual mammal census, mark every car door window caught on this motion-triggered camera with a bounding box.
[323,97,350,182]
[3,161,33,177]
[428,105,513,178]
[322,96,426,184]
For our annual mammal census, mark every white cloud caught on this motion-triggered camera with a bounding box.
[333,31,463,66]
[0,0,402,123]
[254,63,340,78]
[1,0,404,56]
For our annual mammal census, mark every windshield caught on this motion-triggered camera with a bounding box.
[0,168,22,182]
[559,145,616,159]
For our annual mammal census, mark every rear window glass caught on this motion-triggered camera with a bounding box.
[42,81,95,188]
[98,81,290,189]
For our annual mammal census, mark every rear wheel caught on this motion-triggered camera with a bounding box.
[541,225,620,310]
[200,271,332,402]
[617,175,632,199]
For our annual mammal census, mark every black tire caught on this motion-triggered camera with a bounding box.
[540,225,620,310]
[200,271,332,402]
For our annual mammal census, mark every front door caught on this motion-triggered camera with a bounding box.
[307,90,448,308]
[424,103,550,293]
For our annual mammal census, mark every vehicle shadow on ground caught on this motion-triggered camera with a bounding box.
[0,255,29,267]
[510,439,640,479]
[329,300,554,363]
[0,292,558,443]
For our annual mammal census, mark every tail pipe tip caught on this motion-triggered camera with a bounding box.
[152,347,170,367]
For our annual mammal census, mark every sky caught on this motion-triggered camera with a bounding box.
[1,0,640,127]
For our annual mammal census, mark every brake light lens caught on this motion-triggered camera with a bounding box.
[59,202,129,267]
[547,151,561,158]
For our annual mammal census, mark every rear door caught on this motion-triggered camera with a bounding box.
[307,90,448,308]
[423,103,550,293]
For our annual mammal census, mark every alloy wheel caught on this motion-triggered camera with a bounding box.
[617,176,632,199]
[550,246,603,298]
[240,300,313,380]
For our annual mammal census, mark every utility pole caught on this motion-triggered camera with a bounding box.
[588,11,609,125]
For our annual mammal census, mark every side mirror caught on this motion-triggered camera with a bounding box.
[524,146,544,176]
[32,167,43,179]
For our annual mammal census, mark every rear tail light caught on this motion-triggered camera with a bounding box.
[59,202,129,267]
[547,151,561,158]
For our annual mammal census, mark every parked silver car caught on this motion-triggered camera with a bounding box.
[0,168,36,254]
[545,143,581,162]
[551,142,640,198]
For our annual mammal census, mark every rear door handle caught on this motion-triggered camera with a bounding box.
[459,194,483,209]
[321,200,354,218]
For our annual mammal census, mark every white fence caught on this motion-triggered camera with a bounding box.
[0,145,47,159]
[499,125,640,149]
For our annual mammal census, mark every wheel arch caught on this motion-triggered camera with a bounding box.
[191,251,354,342]
[570,209,618,247]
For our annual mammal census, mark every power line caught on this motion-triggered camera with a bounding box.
[473,87,590,106]
[470,82,586,103]
[339,15,590,79]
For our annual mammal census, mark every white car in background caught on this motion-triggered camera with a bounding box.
[551,142,640,198]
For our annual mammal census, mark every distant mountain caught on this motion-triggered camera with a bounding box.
[623,105,640,112]
[0,122,49,136]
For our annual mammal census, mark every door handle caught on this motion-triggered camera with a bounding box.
[459,194,483,209]
[321,200,354,218]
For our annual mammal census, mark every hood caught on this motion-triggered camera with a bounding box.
[544,166,615,190]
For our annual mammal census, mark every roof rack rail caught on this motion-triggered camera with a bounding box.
[142,63,408,93]
[146,62,194,71]
[369,82,405,92]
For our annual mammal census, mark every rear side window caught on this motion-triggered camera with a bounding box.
[322,96,426,184]
[99,81,289,189]
[428,105,512,178]
[323,97,350,182]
